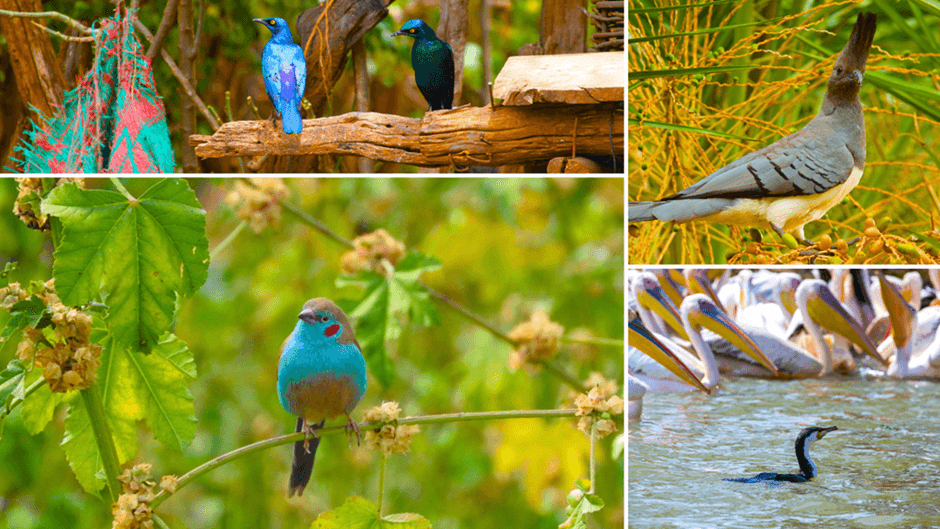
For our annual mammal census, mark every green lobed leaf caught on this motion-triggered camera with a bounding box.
[21,368,72,435]
[311,496,431,529]
[0,359,26,410]
[41,179,209,353]
[62,331,197,492]
[337,252,442,388]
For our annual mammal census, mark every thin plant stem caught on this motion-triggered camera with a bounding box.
[1,376,46,420]
[109,178,135,201]
[150,408,577,509]
[0,8,94,35]
[377,452,387,517]
[542,360,587,393]
[209,220,248,261]
[80,384,123,503]
[589,421,596,494]
[152,513,171,529]
[560,335,624,347]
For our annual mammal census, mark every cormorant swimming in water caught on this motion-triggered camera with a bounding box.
[723,426,838,483]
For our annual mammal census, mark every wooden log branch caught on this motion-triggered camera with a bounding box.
[190,103,623,168]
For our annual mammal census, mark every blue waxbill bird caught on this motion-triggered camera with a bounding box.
[393,19,456,111]
[277,298,367,497]
[629,13,877,245]
[254,17,307,134]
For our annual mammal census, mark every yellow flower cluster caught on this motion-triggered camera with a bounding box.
[224,178,290,233]
[0,282,29,309]
[341,229,407,275]
[6,279,101,393]
[12,177,48,231]
[574,385,624,439]
[508,311,564,371]
[112,463,176,529]
[12,177,85,231]
[363,401,420,455]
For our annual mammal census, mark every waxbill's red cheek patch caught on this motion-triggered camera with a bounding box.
[325,324,340,337]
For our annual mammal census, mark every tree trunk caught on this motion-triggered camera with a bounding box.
[0,0,66,119]
[540,0,587,54]
[438,0,467,107]
[178,0,198,172]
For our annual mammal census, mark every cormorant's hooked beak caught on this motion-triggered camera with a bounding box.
[689,302,780,376]
[636,281,690,341]
[877,272,917,351]
[629,313,710,394]
[802,282,886,366]
[816,425,839,439]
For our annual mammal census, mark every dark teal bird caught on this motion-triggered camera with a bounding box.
[277,298,368,496]
[393,19,455,111]
[254,17,306,134]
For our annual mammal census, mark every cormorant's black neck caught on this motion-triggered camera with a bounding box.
[795,430,819,479]
[723,426,838,484]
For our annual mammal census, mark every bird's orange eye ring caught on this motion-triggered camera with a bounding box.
[268,20,275,26]
[409,29,415,33]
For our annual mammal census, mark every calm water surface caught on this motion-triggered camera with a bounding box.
[628,376,940,528]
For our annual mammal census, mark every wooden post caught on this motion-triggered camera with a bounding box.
[352,39,374,173]
[540,0,587,54]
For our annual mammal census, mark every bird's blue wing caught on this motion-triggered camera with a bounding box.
[261,46,282,111]
[290,46,306,105]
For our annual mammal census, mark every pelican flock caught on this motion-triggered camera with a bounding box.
[628,269,940,422]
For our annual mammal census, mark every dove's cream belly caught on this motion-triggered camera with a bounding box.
[700,165,864,239]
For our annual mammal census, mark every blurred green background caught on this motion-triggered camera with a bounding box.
[0,177,624,528]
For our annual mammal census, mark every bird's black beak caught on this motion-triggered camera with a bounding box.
[252,18,264,25]
[298,310,316,324]
[818,426,839,438]
[391,29,404,37]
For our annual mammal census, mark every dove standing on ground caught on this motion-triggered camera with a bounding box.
[277,298,367,497]
[629,13,877,245]
[254,17,307,134]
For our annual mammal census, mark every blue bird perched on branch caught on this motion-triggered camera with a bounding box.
[393,19,455,111]
[254,17,306,134]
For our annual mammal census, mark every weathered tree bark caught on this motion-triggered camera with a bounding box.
[0,0,66,119]
[438,0,467,107]
[541,0,587,54]
[178,0,198,172]
[190,104,623,169]
[295,0,388,116]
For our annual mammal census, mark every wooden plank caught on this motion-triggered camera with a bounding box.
[492,52,623,106]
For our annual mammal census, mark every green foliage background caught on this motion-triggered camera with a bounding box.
[0,177,624,528]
